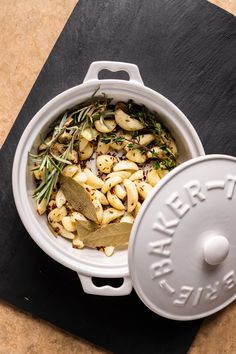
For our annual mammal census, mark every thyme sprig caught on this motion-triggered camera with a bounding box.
[100,133,149,153]
[101,132,177,166]
[30,94,177,212]
[127,100,163,135]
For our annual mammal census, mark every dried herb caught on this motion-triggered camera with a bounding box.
[152,161,161,170]
[30,93,112,210]
[76,220,99,240]
[30,94,177,216]
[127,99,163,136]
[60,175,98,222]
[82,222,132,248]
[101,132,149,152]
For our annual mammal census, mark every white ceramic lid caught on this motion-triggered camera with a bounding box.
[129,155,236,320]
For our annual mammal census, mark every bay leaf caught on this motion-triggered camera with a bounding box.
[60,175,98,222]
[76,219,99,240]
[82,222,132,248]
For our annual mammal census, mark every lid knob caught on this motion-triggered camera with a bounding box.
[203,235,230,266]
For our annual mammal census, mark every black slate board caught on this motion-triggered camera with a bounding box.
[0,0,236,353]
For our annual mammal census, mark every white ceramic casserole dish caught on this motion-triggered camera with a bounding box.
[12,61,205,297]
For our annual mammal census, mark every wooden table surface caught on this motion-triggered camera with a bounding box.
[0,1,235,353]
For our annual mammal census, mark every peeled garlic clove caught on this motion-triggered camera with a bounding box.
[102,208,124,225]
[71,211,87,222]
[62,164,80,177]
[84,168,104,189]
[120,212,134,224]
[96,155,117,174]
[37,198,47,215]
[124,134,153,153]
[137,134,155,146]
[79,137,89,152]
[109,140,126,151]
[104,246,115,257]
[48,206,67,223]
[147,146,165,159]
[61,216,77,232]
[114,184,127,200]
[126,149,147,164]
[96,140,110,154]
[93,190,109,205]
[129,170,144,181]
[135,181,153,200]
[83,185,96,200]
[110,132,130,151]
[123,179,138,213]
[147,169,161,187]
[50,222,74,239]
[101,176,123,194]
[79,142,94,160]
[107,190,125,211]
[73,171,88,185]
[123,134,135,152]
[55,188,66,208]
[47,200,57,213]
[72,238,85,249]
[158,169,169,179]
[113,160,139,172]
[33,168,45,181]
[115,109,144,131]
[81,127,99,141]
[60,228,75,240]
[94,119,116,133]
[106,171,131,180]
[48,221,61,236]
[92,199,103,223]
[133,201,141,217]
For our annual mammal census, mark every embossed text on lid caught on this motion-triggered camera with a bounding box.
[128,155,236,320]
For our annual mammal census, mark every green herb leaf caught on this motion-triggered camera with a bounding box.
[152,161,161,170]
[50,153,72,165]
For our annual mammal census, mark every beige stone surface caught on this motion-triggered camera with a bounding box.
[209,0,236,15]
[0,0,78,147]
[0,0,235,353]
[0,301,108,354]
[189,302,236,354]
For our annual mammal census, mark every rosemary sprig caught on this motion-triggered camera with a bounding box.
[32,138,74,204]
[30,92,111,208]
[100,133,149,152]
[30,94,177,214]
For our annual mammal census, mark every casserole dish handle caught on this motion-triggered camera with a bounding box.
[83,61,144,85]
[78,273,132,296]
